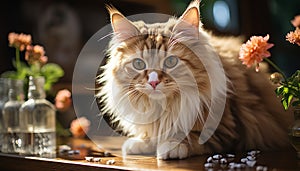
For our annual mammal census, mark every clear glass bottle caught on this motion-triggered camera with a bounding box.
[0,78,9,152]
[1,79,24,153]
[19,76,56,157]
[288,106,300,158]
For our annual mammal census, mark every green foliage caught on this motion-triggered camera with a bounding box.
[275,70,300,110]
[41,63,64,91]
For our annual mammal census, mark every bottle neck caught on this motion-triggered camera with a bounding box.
[8,79,24,101]
[27,76,46,99]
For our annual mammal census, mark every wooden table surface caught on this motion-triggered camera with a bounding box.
[1,136,300,171]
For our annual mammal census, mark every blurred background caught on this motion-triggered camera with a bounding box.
[0,0,299,134]
[1,0,299,83]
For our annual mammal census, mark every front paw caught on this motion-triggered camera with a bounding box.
[157,140,189,160]
[122,138,155,156]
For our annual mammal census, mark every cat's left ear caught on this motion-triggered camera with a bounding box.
[173,0,201,38]
[107,5,140,42]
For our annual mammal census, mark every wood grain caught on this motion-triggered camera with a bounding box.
[0,136,300,171]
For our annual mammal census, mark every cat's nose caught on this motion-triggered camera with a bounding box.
[148,71,160,89]
[149,80,160,89]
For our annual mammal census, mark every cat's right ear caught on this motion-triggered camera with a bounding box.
[107,5,140,42]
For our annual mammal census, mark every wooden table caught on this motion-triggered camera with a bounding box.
[0,136,300,171]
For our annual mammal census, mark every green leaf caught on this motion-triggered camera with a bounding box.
[282,98,289,110]
[283,87,289,95]
[275,86,284,96]
[288,94,294,107]
[40,63,64,91]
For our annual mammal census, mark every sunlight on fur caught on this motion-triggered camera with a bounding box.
[96,0,293,160]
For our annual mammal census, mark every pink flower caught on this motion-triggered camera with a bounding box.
[39,56,48,65]
[25,45,46,65]
[8,32,32,51]
[291,15,300,28]
[55,89,72,112]
[286,27,300,46]
[239,34,274,72]
[70,117,91,138]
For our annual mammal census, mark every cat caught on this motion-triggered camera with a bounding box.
[96,0,294,160]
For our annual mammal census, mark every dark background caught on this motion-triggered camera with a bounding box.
[1,0,299,83]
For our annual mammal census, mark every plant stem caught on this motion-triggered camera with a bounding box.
[15,48,20,73]
[264,58,288,82]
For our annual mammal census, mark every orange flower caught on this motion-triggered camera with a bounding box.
[8,32,32,51]
[55,89,72,112]
[70,117,91,138]
[286,27,300,46]
[25,45,46,65]
[291,15,300,28]
[239,34,274,72]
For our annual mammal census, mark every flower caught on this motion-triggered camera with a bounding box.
[291,15,300,28]
[70,117,91,138]
[239,34,274,72]
[286,27,300,46]
[239,15,300,110]
[55,89,72,112]
[25,45,47,65]
[2,32,64,92]
[8,32,31,51]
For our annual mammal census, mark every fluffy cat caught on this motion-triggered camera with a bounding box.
[97,0,293,160]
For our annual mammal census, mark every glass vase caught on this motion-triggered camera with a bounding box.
[1,79,24,153]
[0,78,9,152]
[288,106,300,158]
[19,76,56,157]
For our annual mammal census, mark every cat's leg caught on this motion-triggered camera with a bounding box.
[157,139,189,160]
[122,137,156,156]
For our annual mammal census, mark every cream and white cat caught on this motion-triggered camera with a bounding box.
[97,0,293,160]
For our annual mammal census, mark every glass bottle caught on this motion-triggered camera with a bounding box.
[1,79,24,153]
[19,76,56,157]
[288,106,300,158]
[0,78,9,152]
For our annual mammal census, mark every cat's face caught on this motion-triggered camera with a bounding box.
[105,4,209,105]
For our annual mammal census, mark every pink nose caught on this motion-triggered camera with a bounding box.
[149,81,160,89]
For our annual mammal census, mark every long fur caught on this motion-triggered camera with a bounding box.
[96,0,294,159]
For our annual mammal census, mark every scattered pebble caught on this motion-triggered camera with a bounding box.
[248,150,261,156]
[226,154,235,158]
[204,163,214,168]
[246,160,257,167]
[247,155,256,161]
[203,150,264,170]
[240,158,248,163]
[104,151,112,157]
[73,150,80,154]
[256,165,268,171]
[93,157,101,162]
[212,154,222,160]
[220,158,227,164]
[68,150,75,155]
[206,156,213,163]
[58,145,71,153]
[106,159,116,165]
[228,163,246,169]
[85,156,94,162]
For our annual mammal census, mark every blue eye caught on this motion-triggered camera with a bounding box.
[132,58,146,70]
[164,55,178,68]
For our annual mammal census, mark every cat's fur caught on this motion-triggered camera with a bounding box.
[97,0,293,159]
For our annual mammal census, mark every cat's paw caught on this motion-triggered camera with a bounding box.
[157,140,189,160]
[122,138,155,156]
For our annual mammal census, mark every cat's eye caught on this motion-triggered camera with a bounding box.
[132,58,146,70]
[164,55,178,69]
